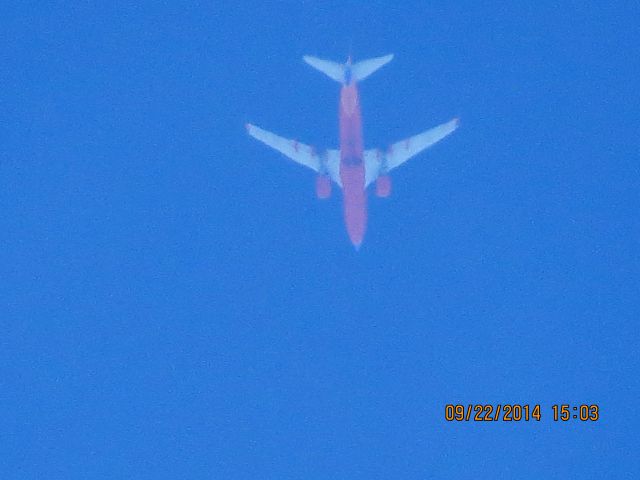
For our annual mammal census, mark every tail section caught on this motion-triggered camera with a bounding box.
[303,54,393,84]
[303,56,345,83]
[351,54,394,82]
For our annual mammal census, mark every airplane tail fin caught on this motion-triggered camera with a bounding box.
[303,54,393,84]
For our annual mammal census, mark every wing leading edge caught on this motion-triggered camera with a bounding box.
[364,118,459,187]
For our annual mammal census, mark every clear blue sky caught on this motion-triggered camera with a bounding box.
[2,2,638,479]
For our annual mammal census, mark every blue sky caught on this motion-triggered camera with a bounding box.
[1,2,638,479]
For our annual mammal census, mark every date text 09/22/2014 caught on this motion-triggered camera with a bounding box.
[444,404,600,422]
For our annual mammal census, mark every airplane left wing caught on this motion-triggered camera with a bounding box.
[246,123,320,172]
[246,123,343,188]
[364,118,459,187]
[325,149,342,187]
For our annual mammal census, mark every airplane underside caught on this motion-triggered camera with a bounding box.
[246,53,459,248]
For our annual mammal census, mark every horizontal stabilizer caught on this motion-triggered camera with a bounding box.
[351,54,394,82]
[303,56,344,83]
[303,54,393,84]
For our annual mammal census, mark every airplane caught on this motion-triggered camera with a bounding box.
[246,54,459,249]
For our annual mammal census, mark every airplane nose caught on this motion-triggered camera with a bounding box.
[344,183,367,250]
[349,231,364,251]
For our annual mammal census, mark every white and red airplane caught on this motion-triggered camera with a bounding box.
[246,54,459,249]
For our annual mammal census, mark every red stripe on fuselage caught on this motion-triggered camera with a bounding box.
[339,83,366,248]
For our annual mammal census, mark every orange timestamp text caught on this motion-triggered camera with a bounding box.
[444,404,600,422]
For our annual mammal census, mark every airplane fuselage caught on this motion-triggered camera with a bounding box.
[246,53,459,249]
[339,82,366,248]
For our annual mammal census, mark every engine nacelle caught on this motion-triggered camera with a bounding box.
[375,175,391,197]
[316,175,331,199]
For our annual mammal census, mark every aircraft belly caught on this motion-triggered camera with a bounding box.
[247,53,458,248]
[340,163,366,248]
[338,83,367,247]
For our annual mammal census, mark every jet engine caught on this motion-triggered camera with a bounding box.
[316,175,331,199]
[375,175,391,197]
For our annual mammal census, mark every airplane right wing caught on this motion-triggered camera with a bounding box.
[246,123,321,172]
[385,118,459,172]
[364,118,459,187]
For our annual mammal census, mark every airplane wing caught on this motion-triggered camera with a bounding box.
[364,149,383,188]
[326,149,342,187]
[364,118,459,187]
[246,123,321,172]
[246,123,343,187]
